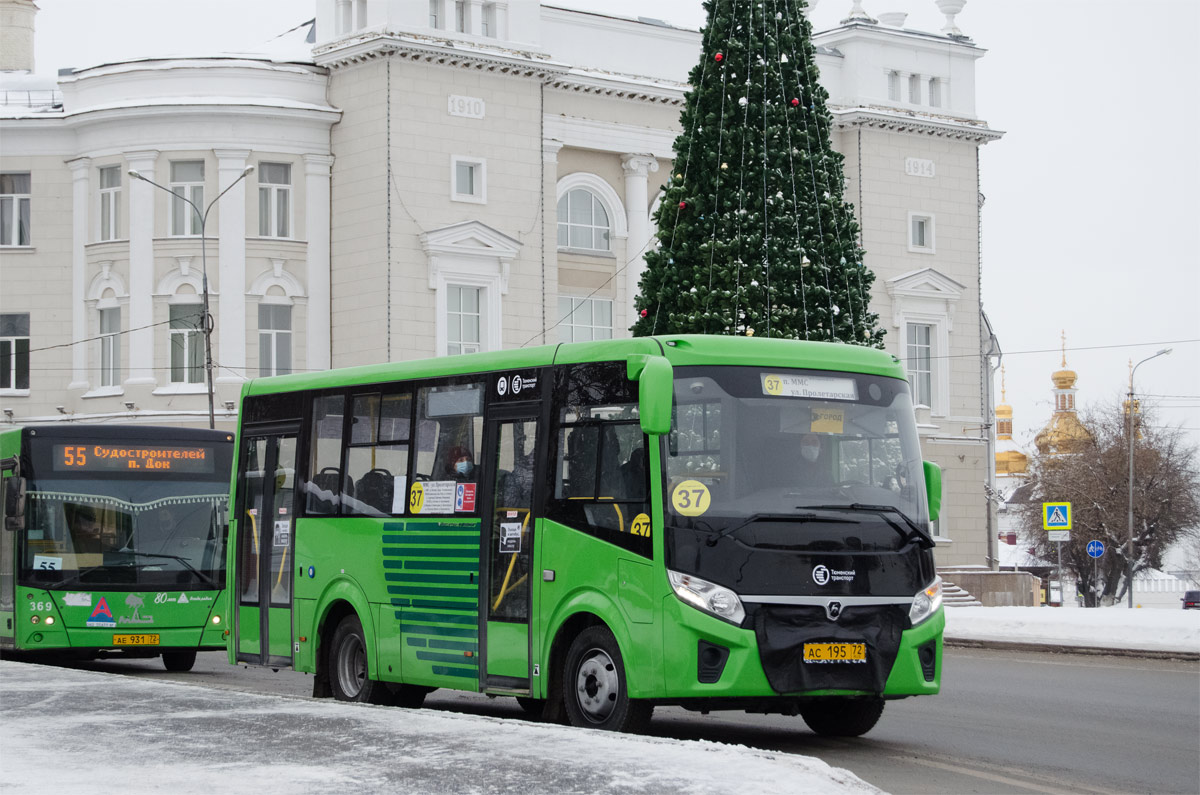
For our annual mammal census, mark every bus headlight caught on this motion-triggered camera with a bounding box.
[909,577,943,625]
[669,570,745,625]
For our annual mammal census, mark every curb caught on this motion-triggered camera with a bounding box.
[945,638,1200,662]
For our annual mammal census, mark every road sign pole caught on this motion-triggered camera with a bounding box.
[1056,542,1062,607]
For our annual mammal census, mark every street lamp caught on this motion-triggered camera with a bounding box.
[1126,347,1171,608]
[128,165,255,429]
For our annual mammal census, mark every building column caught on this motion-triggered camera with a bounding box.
[304,154,334,372]
[542,139,563,344]
[467,0,483,34]
[67,158,91,392]
[622,153,658,324]
[125,150,158,386]
[215,149,251,385]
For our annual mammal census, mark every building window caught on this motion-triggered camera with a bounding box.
[928,77,941,108]
[451,156,486,204]
[258,163,292,238]
[99,166,121,242]
[0,173,31,247]
[99,307,121,387]
[908,73,921,104]
[446,285,481,356]
[482,2,496,36]
[887,71,901,102]
[169,304,204,384]
[455,0,466,32]
[557,189,611,252]
[258,304,292,377]
[908,212,935,253]
[169,161,204,237]
[558,297,613,343]
[0,313,30,391]
[429,0,440,27]
[906,323,933,408]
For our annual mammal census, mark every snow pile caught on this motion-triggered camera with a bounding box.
[945,606,1200,653]
[0,661,880,795]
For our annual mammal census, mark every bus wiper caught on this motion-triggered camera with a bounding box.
[809,504,935,549]
[120,551,217,587]
[704,512,853,547]
[45,562,144,590]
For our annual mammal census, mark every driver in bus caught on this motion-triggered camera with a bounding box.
[796,433,833,487]
[70,505,107,553]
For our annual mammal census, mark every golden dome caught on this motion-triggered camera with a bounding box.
[1034,413,1091,455]
[1051,330,1077,389]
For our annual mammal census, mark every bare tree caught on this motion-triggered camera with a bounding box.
[1018,403,1200,606]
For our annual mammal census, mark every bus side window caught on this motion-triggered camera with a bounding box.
[343,391,411,517]
[412,383,483,506]
[306,394,346,516]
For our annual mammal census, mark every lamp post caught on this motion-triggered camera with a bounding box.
[1126,347,1171,607]
[128,165,254,429]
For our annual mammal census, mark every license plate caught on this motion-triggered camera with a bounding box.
[113,634,160,646]
[803,642,866,662]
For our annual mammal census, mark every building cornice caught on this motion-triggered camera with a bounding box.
[832,107,1004,143]
[315,32,565,79]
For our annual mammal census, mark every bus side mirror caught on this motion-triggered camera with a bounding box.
[922,461,941,523]
[4,476,26,531]
[628,354,673,436]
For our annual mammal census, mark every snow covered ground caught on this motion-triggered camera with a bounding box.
[945,605,1200,654]
[1,607,1196,794]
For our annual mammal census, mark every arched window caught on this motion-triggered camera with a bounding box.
[557,189,611,252]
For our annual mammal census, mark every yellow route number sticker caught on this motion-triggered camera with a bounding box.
[671,480,711,517]
[630,513,652,537]
[409,482,425,514]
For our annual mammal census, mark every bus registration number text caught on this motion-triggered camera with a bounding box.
[113,634,160,646]
[803,642,866,662]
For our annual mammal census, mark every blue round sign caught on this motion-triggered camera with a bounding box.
[1086,540,1105,559]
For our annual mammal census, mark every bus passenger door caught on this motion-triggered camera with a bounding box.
[480,413,538,691]
[234,425,299,667]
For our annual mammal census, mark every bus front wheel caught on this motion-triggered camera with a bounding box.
[799,696,885,737]
[161,650,197,672]
[562,626,651,732]
[329,614,388,704]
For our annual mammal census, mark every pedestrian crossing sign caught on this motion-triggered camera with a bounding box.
[1042,502,1072,530]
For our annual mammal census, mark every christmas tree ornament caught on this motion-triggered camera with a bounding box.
[714,52,724,62]
[791,98,800,107]
[640,309,648,317]
[679,201,687,209]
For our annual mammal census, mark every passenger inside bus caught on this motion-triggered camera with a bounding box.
[444,445,475,481]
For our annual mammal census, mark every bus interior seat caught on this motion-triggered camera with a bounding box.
[355,468,394,514]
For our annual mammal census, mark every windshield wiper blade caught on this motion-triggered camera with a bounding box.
[704,512,852,547]
[809,503,935,548]
[44,562,146,590]
[121,551,217,587]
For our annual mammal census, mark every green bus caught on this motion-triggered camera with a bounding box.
[228,335,943,735]
[1,425,234,671]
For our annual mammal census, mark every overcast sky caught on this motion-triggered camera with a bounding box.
[30,0,1200,454]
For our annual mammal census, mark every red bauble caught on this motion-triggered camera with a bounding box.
[679,201,687,209]
[640,309,648,317]
[714,53,724,62]
[791,98,800,107]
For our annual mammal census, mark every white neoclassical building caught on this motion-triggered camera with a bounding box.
[0,0,1002,568]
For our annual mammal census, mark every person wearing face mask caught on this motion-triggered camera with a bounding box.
[445,445,475,481]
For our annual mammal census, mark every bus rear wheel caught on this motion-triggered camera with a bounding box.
[799,696,885,737]
[161,650,197,672]
[562,626,651,732]
[329,615,388,704]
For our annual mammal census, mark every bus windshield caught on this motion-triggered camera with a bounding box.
[664,366,929,540]
[19,478,227,590]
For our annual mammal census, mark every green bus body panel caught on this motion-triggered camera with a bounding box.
[13,585,226,652]
[485,621,528,679]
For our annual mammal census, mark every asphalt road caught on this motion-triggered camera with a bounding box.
[37,646,1200,794]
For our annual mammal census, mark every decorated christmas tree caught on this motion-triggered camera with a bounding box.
[632,0,883,346]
